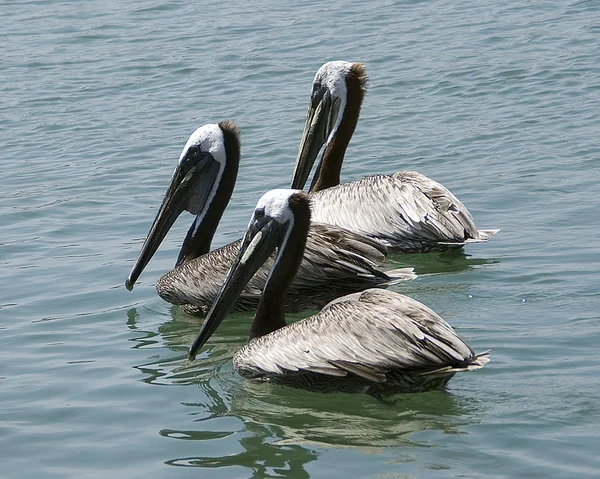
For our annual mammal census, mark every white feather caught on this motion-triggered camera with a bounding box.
[175,124,227,236]
[179,123,226,165]
[313,61,353,143]
[256,189,301,224]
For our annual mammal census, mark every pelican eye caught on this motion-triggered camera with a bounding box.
[181,145,206,175]
[254,208,265,220]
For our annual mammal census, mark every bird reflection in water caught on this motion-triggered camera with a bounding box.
[387,248,499,277]
[125,306,485,477]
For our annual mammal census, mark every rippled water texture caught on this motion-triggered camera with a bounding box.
[2,0,599,477]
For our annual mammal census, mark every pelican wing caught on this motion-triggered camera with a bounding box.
[309,171,497,251]
[156,239,265,311]
[156,225,411,315]
[235,289,483,380]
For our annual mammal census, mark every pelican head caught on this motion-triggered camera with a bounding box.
[291,61,367,192]
[188,189,310,360]
[125,121,239,290]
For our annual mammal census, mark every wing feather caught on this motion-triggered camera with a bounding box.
[309,171,497,251]
[156,223,409,315]
[234,289,478,380]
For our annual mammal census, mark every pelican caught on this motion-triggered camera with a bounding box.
[291,61,499,252]
[126,121,415,315]
[188,189,489,397]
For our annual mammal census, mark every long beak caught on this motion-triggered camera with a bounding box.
[290,89,332,190]
[125,157,219,290]
[188,216,286,360]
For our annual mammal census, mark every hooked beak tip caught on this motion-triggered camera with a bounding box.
[125,278,134,291]
[187,348,197,361]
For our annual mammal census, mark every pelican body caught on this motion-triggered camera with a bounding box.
[126,121,415,315]
[189,189,489,397]
[291,61,498,252]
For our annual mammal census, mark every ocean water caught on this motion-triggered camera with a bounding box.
[1,0,599,477]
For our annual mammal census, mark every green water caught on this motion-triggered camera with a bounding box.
[2,0,599,477]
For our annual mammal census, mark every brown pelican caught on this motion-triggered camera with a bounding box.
[125,121,415,315]
[291,61,499,252]
[188,189,489,397]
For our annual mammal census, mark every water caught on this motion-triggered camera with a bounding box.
[1,0,599,477]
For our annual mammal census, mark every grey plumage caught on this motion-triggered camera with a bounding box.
[188,189,489,397]
[234,288,489,396]
[158,222,415,315]
[291,61,498,252]
[125,121,415,316]
[309,171,499,252]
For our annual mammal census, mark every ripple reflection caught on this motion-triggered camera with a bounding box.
[128,306,486,475]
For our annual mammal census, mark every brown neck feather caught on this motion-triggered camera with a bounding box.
[310,64,367,192]
[177,121,240,265]
[249,193,311,340]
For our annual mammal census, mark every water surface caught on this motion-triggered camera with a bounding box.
[1,1,599,477]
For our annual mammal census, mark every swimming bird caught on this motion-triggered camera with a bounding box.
[125,121,415,316]
[188,189,489,397]
[290,61,498,252]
